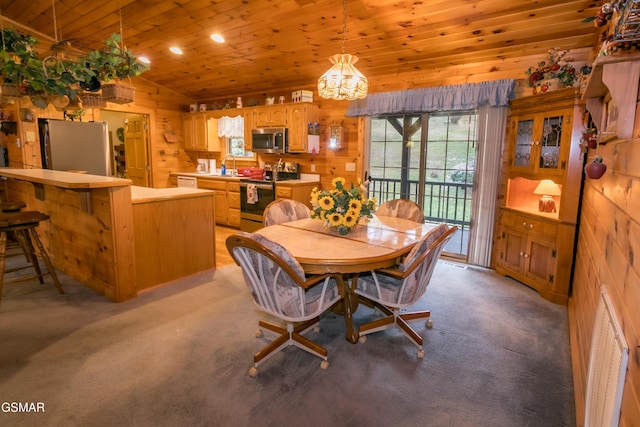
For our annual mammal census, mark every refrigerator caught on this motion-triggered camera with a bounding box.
[38,119,112,176]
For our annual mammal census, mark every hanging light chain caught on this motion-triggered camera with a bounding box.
[119,0,124,47]
[52,0,59,42]
[341,0,347,54]
[1,5,5,50]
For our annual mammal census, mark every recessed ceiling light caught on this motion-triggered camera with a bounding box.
[169,47,183,55]
[210,34,225,43]
[138,56,151,64]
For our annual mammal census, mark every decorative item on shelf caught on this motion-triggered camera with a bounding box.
[236,97,242,108]
[525,48,577,95]
[533,179,562,213]
[582,1,620,27]
[328,122,343,150]
[279,96,285,104]
[317,0,368,100]
[585,156,607,179]
[292,90,313,103]
[265,95,275,105]
[580,127,598,149]
[310,177,376,235]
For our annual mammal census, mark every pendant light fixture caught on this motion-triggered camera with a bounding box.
[317,0,368,100]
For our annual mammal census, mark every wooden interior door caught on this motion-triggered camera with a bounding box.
[124,114,149,186]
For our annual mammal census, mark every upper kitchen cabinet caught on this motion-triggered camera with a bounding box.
[243,108,254,152]
[287,103,319,153]
[253,105,289,127]
[183,113,223,152]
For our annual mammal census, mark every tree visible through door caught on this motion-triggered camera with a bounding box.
[367,111,477,257]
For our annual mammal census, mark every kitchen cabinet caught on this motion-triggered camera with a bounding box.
[253,105,288,127]
[243,108,254,152]
[227,181,241,227]
[287,103,319,153]
[182,113,223,152]
[494,88,584,305]
[275,180,318,208]
[196,178,228,224]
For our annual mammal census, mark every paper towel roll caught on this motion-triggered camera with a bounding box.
[209,159,217,174]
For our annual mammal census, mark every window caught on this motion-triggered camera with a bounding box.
[227,137,253,158]
[367,111,477,257]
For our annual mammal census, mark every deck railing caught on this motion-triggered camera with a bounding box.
[368,177,472,255]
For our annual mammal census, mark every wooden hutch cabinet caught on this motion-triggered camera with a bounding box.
[494,88,584,305]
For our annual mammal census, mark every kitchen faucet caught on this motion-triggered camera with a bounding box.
[223,154,237,176]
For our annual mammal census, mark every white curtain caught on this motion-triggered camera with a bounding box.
[467,104,508,267]
[218,115,244,138]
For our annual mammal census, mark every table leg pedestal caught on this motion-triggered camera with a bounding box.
[335,274,360,344]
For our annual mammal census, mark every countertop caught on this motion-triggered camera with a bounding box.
[131,186,215,204]
[170,172,319,186]
[0,167,132,189]
[172,172,242,181]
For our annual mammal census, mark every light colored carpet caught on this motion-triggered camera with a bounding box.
[0,261,574,427]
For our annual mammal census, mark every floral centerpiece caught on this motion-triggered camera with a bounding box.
[525,48,577,95]
[310,177,376,235]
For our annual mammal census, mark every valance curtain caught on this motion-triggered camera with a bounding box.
[218,116,244,138]
[347,79,515,267]
[345,79,515,116]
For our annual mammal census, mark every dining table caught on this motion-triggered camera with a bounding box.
[256,215,436,343]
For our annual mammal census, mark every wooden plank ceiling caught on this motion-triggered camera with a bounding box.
[0,0,601,101]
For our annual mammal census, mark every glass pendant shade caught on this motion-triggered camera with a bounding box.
[318,54,368,101]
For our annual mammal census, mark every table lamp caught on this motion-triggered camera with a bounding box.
[533,179,561,213]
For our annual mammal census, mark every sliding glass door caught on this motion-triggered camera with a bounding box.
[367,111,477,258]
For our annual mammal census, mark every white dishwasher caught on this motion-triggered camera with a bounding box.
[176,176,198,188]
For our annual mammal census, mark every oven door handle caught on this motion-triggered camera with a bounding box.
[240,182,274,191]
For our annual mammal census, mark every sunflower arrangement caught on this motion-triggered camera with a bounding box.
[310,177,376,235]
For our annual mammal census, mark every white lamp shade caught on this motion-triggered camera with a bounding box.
[533,179,562,196]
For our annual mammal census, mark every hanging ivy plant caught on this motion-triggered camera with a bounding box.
[0,28,149,105]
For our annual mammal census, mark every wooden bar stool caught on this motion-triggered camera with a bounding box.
[0,200,27,253]
[0,201,27,213]
[0,211,64,303]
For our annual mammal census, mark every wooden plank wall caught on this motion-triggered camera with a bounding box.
[569,115,640,425]
[6,179,137,302]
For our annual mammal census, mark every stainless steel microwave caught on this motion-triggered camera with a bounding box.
[251,128,288,154]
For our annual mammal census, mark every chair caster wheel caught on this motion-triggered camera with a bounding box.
[320,360,329,370]
[417,349,424,359]
[249,367,259,377]
[426,319,433,329]
[313,326,321,333]
[255,329,263,338]
[359,336,367,343]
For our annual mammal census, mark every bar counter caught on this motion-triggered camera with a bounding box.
[1,168,216,302]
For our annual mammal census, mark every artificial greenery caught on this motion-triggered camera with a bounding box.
[0,27,149,104]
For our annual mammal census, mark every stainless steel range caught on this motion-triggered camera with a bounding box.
[239,162,300,232]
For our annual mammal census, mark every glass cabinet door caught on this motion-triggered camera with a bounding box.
[539,114,563,172]
[514,118,534,168]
